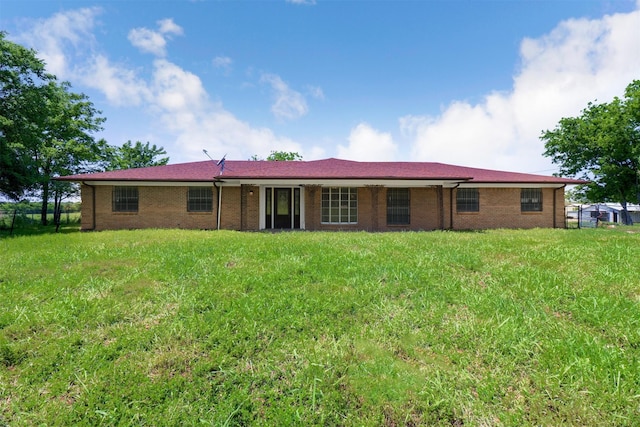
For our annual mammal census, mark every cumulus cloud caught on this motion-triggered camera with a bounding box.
[260,73,309,121]
[80,54,151,106]
[157,18,184,36]
[13,7,101,78]
[14,10,306,162]
[338,123,398,161]
[128,18,183,57]
[405,6,640,172]
[12,7,151,108]
[143,62,304,160]
[286,0,316,5]
[152,59,208,113]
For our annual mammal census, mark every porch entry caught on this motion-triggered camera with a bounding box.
[265,187,301,229]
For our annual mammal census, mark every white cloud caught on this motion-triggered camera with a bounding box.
[306,145,327,160]
[406,6,640,172]
[80,54,151,106]
[338,123,398,161]
[14,10,307,162]
[157,18,184,36]
[144,61,303,160]
[213,56,233,74]
[16,4,638,172]
[286,0,316,4]
[13,8,153,108]
[306,85,325,100]
[151,59,208,112]
[260,73,309,121]
[13,7,101,78]
[128,28,168,57]
[128,18,183,57]
[174,110,303,161]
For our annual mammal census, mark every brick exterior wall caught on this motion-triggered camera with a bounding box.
[218,186,241,230]
[83,184,219,231]
[80,184,566,231]
[451,187,563,230]
[80,184,95,230]
[241,185,260,231]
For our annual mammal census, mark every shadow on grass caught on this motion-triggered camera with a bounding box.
[0,223,81,238]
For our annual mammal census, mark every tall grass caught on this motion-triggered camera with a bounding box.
[1,227,639,425]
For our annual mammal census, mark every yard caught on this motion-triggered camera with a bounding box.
[1,227,639,425]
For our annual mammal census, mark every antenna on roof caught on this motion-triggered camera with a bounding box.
[217,153,227,175]
[202,149,214,162]
[202,150,227,175]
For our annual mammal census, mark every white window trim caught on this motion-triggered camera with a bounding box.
[321,187,358,225]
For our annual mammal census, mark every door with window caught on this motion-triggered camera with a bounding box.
[265,187,301,229]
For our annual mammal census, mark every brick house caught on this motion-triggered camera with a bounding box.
[57,158,584,231]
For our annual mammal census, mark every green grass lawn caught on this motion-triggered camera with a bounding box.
[1,227,639,426]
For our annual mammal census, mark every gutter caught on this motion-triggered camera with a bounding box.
[213,180,222,230]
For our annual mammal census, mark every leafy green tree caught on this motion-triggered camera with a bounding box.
[267,150,302,161]
[542,80,640,225]
[31,81,107,225]
[250,151,303,161]
[1,33,107,225]
[105,140,169,170]
[0,31,54,199]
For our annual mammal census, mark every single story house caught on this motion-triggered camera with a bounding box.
[57,158,584,232]
[569,203,640,226]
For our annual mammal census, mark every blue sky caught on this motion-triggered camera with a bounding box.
[2,0,639,174]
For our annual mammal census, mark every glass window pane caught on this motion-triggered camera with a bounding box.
[456,188,479,213]
[188,187,212,212]
[521,188,542,212]
[321,187,358,224]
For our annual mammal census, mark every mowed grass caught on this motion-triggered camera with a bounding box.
[1,227,639,426]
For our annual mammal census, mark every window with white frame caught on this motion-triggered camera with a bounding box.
[521,188,542,212]
[457,188,479,212]
[112,186,138,212]
[321,187,357,224]
[187,187,213,212]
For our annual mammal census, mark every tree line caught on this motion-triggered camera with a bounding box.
[0,32,168,225]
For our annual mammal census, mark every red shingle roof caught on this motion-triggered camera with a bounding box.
[57,158,584,184]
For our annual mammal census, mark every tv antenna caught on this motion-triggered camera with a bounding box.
[203,150,227,175]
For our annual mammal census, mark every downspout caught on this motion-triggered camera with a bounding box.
[449,184,460,230]
[554,185,565,229]
[82,182,96,231]
[213,180,222,230]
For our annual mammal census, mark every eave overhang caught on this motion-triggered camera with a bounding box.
[75,178,571,188]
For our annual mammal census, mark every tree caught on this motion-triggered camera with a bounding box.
[267,150,302,161]
[1,33,107,225]
[104,140,169,170]
[541,80,640,225]
[0,31,54,199]
[250,151,303,161]
[31,81,107,225]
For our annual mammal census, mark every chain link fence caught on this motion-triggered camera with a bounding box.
[0,209,80,235]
